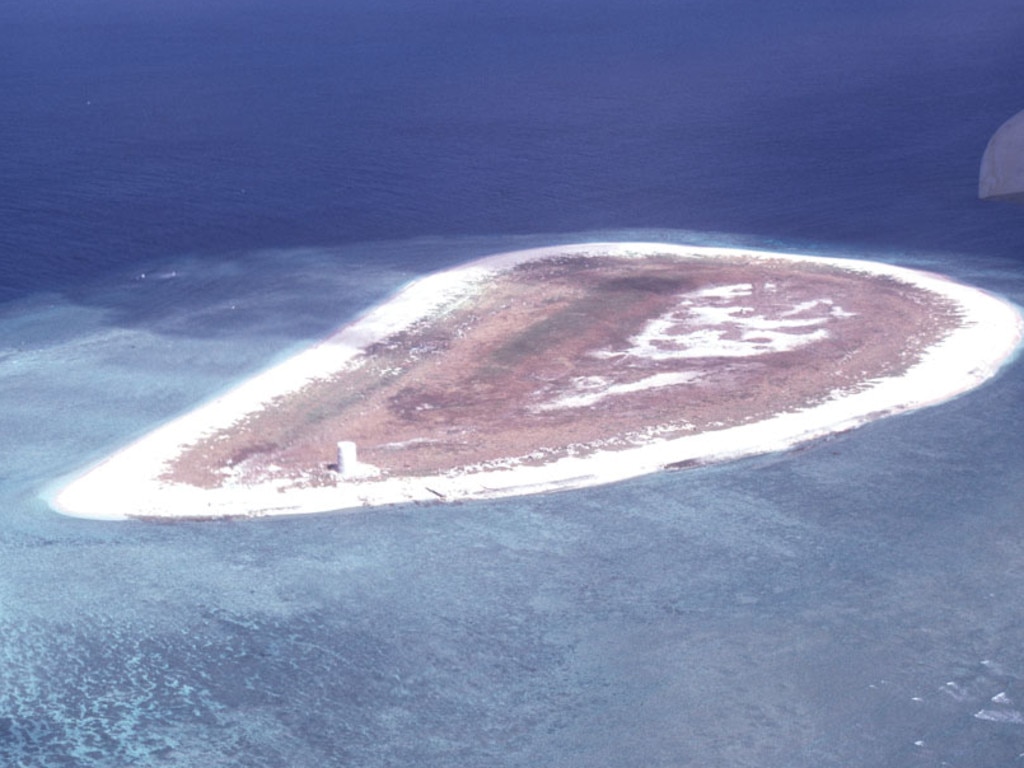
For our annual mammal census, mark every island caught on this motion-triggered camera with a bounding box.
[49,243,1023,520]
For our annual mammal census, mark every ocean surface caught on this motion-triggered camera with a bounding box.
[3,0,1024,765]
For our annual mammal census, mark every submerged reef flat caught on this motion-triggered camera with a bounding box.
[50,243,1023,520]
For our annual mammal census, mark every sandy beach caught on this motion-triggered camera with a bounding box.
[48,242,1024,521]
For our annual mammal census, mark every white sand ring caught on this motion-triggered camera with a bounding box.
[46,242,1024,521]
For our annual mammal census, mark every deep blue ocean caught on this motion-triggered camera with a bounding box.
[3,0,1024,765]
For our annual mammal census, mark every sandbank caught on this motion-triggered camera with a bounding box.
[48,243,1024,521]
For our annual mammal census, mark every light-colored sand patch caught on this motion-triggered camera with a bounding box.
[46,242,1023,521]
[534,371,704,411]
[603,283,845,362]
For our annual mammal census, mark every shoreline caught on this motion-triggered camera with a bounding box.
[47,242,1024,521]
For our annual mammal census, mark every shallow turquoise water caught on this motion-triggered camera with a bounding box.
[3,231,1024,765]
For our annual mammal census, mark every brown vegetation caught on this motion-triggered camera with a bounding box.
[164,254,959,489]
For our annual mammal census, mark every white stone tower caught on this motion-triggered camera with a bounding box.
[336,441,359,478]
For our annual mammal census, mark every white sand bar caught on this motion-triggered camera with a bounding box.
[48,243,1024,521]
